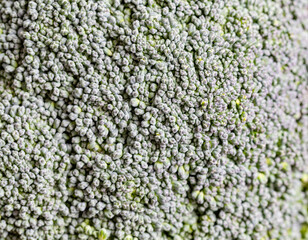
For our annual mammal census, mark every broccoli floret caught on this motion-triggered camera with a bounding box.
[0,0,307,239]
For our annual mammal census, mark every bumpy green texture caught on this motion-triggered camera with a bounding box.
[0,0,308,239]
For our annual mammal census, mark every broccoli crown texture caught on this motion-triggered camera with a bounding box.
[0,0,308,239]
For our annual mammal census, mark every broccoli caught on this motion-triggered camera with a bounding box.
[0,0,307,239]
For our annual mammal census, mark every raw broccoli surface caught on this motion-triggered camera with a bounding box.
[0,0,307,239]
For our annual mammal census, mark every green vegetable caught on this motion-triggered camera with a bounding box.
[0,0,307,239]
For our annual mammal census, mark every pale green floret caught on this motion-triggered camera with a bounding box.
[130,98,140,107]
[124,235,133,240]
[0,0,307,239]
[104,48,113,56]
[98,229,109,240]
